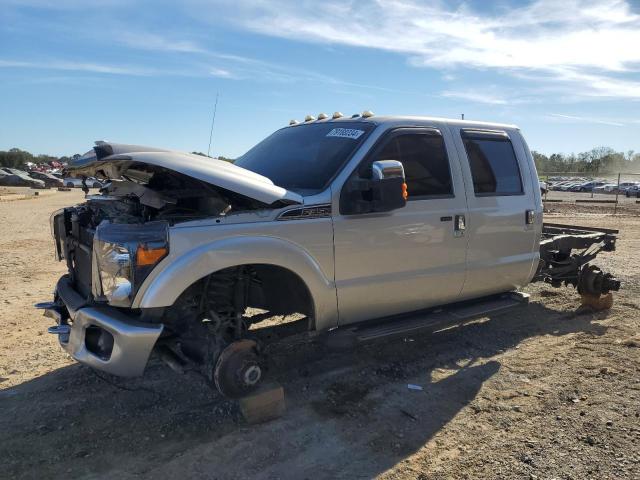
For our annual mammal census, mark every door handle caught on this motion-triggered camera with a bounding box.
[525,210,535,224]
[454,214,466,237]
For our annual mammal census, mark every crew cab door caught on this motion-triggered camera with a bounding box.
[332,126,469,325]
[449,127,540,299]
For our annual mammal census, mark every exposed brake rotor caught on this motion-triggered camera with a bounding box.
[214,339,263,398]
[577,264,620,296]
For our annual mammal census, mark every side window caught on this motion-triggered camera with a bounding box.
[462,131,523,195]
[376,133,453,198]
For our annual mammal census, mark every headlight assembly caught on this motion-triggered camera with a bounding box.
[93,221,169,307]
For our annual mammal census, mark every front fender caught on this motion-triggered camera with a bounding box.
[132,236,338,331]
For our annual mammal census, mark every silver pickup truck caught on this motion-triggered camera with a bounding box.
[38,113,620,397]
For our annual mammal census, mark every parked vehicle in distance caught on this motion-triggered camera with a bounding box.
[553,179,587,191]
[604,184,622,193]
[1,167,46,188]
[40,115,621,398]
[616,182,639,193]
[576,181,606,192]
[593,184,618,193]
[568,183,587,192]
[625,185,640,198]
[0,170,25,187]
[539,181,548,194]
[62,176,104,188]
[549,179,580,191]
[28,171,64,188]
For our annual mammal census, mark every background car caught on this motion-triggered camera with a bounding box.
[539,181,548,194]
[580,180,607,192]
[549,180,580,191]
[559,181,583,191]
[62,177,104,188]
[593,184,618,193]
[0,170,25,187]
[576,181,607,192]
[1,167,46,188]
[625,185,640,198]
[28,171,64,188]
[616,182,639,194]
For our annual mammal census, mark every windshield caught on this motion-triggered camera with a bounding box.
[235,122,374,194]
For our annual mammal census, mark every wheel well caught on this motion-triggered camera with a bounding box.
[248,264,315,322]
[169,263,316,330]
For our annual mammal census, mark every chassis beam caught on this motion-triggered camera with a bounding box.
[534,223,620,294]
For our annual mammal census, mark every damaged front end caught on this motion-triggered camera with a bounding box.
[40,141,301,376]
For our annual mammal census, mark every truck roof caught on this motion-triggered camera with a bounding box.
[290,114,519,131]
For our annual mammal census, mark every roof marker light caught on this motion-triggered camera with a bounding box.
[289,119,299,125]
[317,113,328,120]
[332,111,343,119]
[304,114,316,122]
[362,110,374,118]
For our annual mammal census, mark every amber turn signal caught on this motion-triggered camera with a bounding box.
[402,182,408,200]
[136,245,168,266]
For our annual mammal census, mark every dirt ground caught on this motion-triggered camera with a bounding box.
[1,190,639,479]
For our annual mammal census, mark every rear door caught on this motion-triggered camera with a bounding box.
[449,127,539,299]
[332,125,469,325]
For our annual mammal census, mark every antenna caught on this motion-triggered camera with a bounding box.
[207,92,219,157]
[461,113,465,120]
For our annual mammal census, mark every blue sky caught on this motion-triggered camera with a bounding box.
[1,0,639,158]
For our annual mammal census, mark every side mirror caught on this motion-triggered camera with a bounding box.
[341,160,408,215]
[372,160,405,181]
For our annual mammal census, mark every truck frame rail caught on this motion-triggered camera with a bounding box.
[534,222,621,295]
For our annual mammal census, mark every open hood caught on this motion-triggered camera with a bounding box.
[66,141,302,206]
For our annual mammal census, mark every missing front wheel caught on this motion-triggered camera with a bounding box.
[213,339,264,398]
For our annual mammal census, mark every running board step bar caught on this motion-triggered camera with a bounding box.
[345,292,529,343]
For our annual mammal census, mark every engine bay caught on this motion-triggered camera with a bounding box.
[81,166,269,225]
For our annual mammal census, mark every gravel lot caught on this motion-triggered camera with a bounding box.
[0,189,639,479]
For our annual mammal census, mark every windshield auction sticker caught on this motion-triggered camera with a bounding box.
[326,128,365,140]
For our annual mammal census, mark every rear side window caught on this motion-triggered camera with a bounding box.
[375,133,453,198]
[462,131,523,195]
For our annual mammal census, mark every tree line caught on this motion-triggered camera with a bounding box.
[0,148,80,169]
[532,147,639,174]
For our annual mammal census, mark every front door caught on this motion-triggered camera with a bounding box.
[332,126,469,325]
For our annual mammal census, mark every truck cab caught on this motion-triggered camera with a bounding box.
[328,117,542,324]
[41,113,553,397]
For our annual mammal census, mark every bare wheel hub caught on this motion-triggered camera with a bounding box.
[243,364,262,385]
[214,339,263,398]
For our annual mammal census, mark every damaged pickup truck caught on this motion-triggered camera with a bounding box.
[38,114,620,397]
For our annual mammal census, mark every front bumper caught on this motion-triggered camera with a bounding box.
[39,276,163,377]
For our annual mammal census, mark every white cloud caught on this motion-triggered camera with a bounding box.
[209,67,234,78]
[0,59,154,76]
[0,56,243,79]
[441,90,508,105]
[548,113,625,127]
[104,28,425,92]
[201,0,640,99]
[117,32,206,54]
